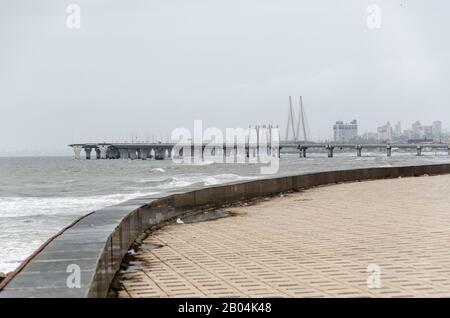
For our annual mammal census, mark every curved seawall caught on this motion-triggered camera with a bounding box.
[1,163,450,298]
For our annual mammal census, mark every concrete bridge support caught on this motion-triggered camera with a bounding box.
[298,147,307,158]
[140,148,149,160]
[177,147,183,158]
[98,146,109,159]
[417,146,422,156]
[327,146,334,158]
[224,146,234,161]
[276,146,281,158]
[73,146,82,160]
[356,146,362,157]
[95,148,101,159]
[129,150,137,160]
[154,148,165,160]
[119,149,129,160]
[107,148,119,159]
[387,146,392,157]
[85,148,92,160]
[165,148,173,159]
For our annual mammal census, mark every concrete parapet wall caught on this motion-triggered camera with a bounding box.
[1,163,450,298]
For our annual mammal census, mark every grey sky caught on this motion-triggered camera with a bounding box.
[1,0,449,155]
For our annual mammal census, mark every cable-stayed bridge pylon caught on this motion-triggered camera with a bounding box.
[284,96,310,142]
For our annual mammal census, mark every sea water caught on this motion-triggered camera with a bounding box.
[1,152,449,272]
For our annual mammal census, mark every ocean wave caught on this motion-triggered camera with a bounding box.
[137,177,174,186]
[0,191,159,218]
[203,174,256,185]
[0,260,22,273]
[150,168,165,173]
[139,173,257,190]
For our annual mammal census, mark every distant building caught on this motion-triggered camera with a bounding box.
[402,129,410,138]
[394,121,402,137]
[423,125,434,139]
[333,120,358,142]
[377,122,393,142]
[411,121,423,139]
[406,120,443,141]
[433,121,442,139]
[361,132,378,141]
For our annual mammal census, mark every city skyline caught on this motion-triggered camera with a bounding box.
[0,116,447,156]
[332,118,446,143]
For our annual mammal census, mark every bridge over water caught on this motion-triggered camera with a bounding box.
[297,143,450,158]
[68,142,450,160]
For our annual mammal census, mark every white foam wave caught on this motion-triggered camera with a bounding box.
[203,174,256,185]
[0,191,159,218]
[150,168,165,173]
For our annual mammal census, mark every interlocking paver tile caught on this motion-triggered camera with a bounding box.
[117,175,450,297]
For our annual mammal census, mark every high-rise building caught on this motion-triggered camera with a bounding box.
[423,125,434,138]
[432,121,442,139]
[361,132,378,141]
[394,121,402,137]
[333,120,358,142]
[377,122,393,142]
[406,120,443,140]
[411,121,423,139]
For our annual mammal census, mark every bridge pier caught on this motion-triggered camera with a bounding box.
[326,146,334,158]
[72,146,82,160]
[85,148,92,160]
[129,150,137,160]
[298,147,307,158]
[107,148,119,159]
[95,148,101,159]
[417,146,422,156]
[98,145,109,159]
[119,149,129,160]
[223,145,231,161]
[140,148,148,160]
[356,145,362,157]
[154,148,165,160]
[177,148,183,158]
[387,146,392,157]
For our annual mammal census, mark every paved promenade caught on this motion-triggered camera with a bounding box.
[117,174,450,298]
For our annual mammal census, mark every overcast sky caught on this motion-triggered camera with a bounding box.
[1,0,449,155]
